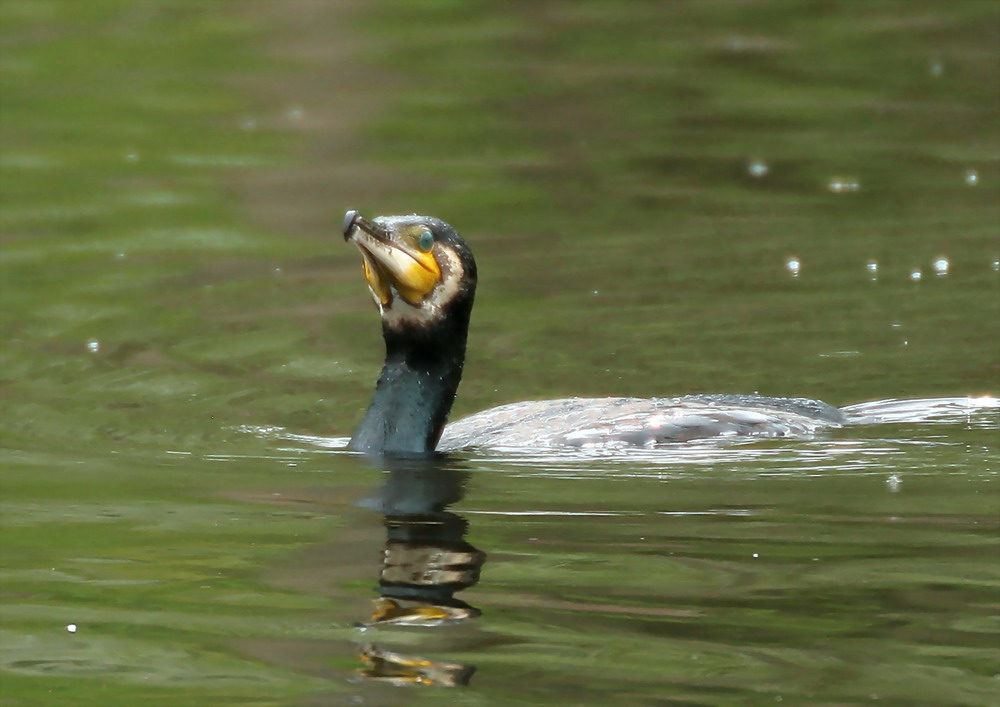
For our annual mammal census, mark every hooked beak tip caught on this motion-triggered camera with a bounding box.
[342,209,360,240]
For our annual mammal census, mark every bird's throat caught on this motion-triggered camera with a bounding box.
[350,319,468,456]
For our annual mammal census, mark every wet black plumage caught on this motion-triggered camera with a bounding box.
[342,210,848,456]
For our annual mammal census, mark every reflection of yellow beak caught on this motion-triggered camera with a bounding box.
[345,212,441,306]
[367,597,479,627]
[358,644,475,687]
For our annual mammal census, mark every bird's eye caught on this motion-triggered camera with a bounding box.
[418,229,434,252]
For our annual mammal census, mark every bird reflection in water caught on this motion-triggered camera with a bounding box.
[354,456,485,687]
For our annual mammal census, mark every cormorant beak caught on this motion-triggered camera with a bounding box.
[343,209,359,239]
[343,209,387,242]
[343,209,442,307]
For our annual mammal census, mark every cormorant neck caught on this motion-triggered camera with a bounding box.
[350,311,469,456]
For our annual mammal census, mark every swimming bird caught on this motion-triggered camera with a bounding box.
[342,209,854,456]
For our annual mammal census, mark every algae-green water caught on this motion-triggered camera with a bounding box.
[2,1,998,704]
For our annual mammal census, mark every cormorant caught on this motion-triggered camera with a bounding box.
[343,209,851,456]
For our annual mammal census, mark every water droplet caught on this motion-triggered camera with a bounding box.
[785,257,800,277]
[929,60,944,77]
[287,106,304,121]
[747,159,769,178]
[964,169,978,185]
[866,260,878,281]
[125,152,139,163]
[87,340,100,353]
[116,252,126,260]
[241,117,257,131]
[933,257,949,277]
[992,260,1000,272]
[886,474,902,492]
[828,177,859,193]
[592,289,600,296]
[909,269,922,282]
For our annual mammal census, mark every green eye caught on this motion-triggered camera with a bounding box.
[418,229,434,252]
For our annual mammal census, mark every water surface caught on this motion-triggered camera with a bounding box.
[1,1,998,704]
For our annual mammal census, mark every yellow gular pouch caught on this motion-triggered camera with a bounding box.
[359,230,441,307]
[360,254,392,306]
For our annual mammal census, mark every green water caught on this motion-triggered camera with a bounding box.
[1,1,998,704]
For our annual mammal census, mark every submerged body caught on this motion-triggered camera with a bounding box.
[439,395,846,449]
[341,210,869,456]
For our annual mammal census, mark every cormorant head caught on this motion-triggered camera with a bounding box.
[343,210,477,331]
